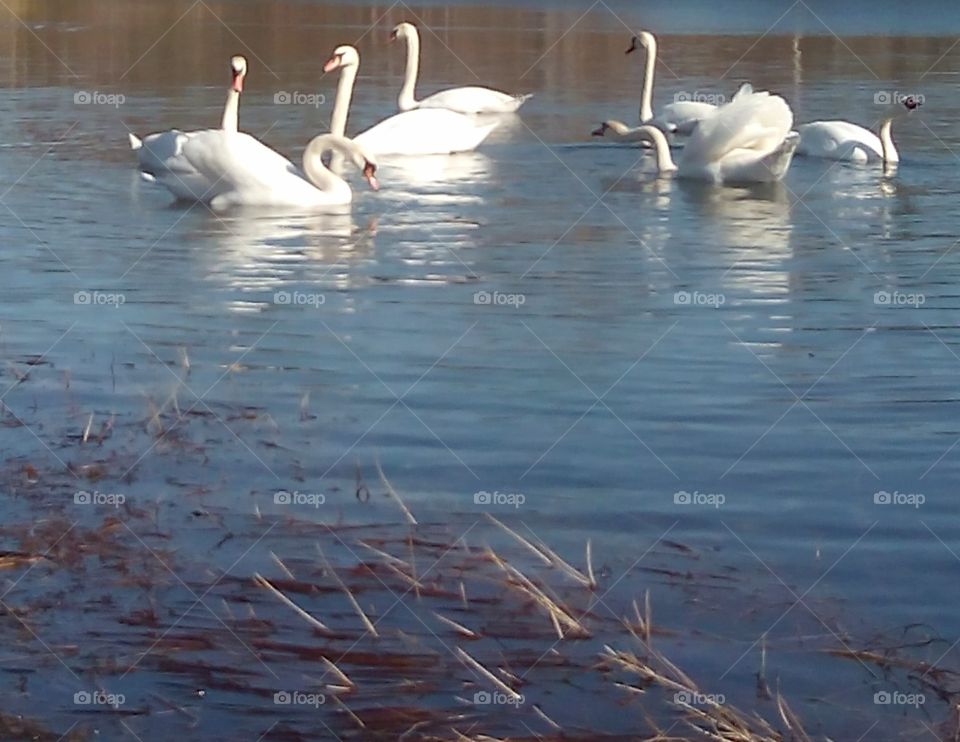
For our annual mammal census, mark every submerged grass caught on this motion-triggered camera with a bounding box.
[0,368,957,740]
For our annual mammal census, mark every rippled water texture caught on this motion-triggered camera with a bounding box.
[3,0,960,738]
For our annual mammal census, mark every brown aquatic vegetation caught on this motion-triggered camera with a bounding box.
[0,391,957,740]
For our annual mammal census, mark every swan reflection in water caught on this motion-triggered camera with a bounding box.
[684,183,793,302]
[190,209,377,311]
[375,150,496,205]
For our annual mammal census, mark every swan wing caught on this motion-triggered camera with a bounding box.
[145,130,309,206]
[178,131,325,207]
[654,101,716,135]
[683,90,793,164]
[354,108,498,156]
[418,86,531,114]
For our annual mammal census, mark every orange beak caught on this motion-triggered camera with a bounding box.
[323,56,341,73]
[231,70,243,93]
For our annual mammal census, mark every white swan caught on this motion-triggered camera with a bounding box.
[129,55,247,178]
[795,119,898,164]
[591,87,752,144]
[324,45,498,156]
[626,32,716,135]
[391,22,531,114]
[139,131,378,210]
[632,90,799,184]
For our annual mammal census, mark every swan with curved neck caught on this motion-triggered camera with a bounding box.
[324,44,499,156]
[624,32,719,136]
[129,55,248,178]
[141,131,378,209]
[796,118,899,165]
[592,119,659,143]
[390,22,531,114]
[633,89,799,184]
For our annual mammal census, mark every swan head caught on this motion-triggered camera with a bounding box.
[323,45,359,73]
[362,160,379,191]
[230,55,247,92]
[591,120,630,137]
[349,145,379,191]
[625,31,656,55]
[390,22,416,42]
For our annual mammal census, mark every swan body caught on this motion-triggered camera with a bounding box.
[129,55,247,180]
[392,22,531,114]
[139,131,378,210]
[795,119,898,164]
[635,90,799,184]
[324,44,498,156]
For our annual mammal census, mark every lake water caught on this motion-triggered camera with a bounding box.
[3,0,960,739]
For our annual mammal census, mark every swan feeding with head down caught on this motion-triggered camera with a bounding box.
[324,44,498,156]
[137,131,378,210]
[795,119,899,165]
[391,22,531,114]
[630,89,799,184]
[129,55,247,179]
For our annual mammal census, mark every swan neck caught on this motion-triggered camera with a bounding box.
[642,126,676,173]
[880,120,899,164]
[330,62,358,138]
[398,29,420,111]
[640,37,656,122]
[221,88,240,131]
[303,136,352,199]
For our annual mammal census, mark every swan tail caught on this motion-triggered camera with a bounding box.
[501,93,532,113]
[762,131,800,180]
[128,133,143,151]
[732,83,754,101]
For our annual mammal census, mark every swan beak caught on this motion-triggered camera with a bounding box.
[364,163,379,191]
[389,29,398,42]
[323,55,341,73]
[625,36,639,55]
[591,125,606,136]
[231,70,243,93]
